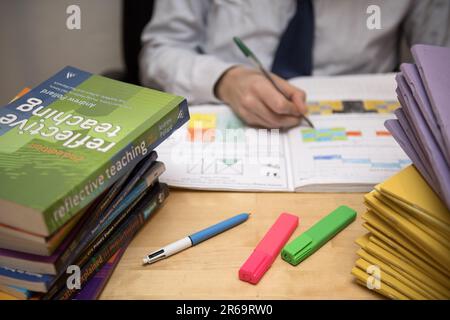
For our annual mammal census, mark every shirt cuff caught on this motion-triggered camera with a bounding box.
[190,56,237,104]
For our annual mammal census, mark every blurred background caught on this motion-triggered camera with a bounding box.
[0,0,444,104]
[0,0,123,102]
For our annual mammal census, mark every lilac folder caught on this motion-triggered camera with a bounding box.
[412,44,450,163]
[395,92,434,180]
[393,108,436,187]
[385,119,436,191]
[400,63,448,166]
[395,73,450,208]
[396,74,434,164]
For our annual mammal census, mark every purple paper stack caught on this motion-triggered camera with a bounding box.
[385,44,450,210]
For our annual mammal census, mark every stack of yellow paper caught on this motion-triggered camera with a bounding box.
[351,165,450,299]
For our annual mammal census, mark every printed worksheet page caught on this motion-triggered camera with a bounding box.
[156,105,291,191]
[287,113,411,192]
[287,73,410,191]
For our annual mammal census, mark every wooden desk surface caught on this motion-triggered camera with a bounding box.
[101,190,381,299]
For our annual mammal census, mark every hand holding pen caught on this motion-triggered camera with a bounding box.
[214,37,313,129]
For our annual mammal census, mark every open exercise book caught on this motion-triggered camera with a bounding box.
[156,74,411,192]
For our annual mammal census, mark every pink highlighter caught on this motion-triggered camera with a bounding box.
[239,213,299,284]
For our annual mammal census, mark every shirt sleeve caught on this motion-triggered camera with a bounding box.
[139,0,236,104]
[402,0,450,47]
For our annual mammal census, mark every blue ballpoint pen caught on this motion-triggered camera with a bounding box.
[142,213,250,265]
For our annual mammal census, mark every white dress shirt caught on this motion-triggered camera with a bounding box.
[140,0,449,104]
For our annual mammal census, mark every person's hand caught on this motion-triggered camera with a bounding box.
[214,66,307,129]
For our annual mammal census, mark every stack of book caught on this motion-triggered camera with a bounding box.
[352,44,450,299]
[0,66,189,299]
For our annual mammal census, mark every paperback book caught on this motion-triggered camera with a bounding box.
[0,66,188,236]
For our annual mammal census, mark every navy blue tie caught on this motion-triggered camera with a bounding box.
[271,0,314,79]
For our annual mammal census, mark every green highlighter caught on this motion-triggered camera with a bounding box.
[281,206,357,266]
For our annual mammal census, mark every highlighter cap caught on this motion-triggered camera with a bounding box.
[239,250,272,284]
[281,233,313,266]
[281,205,356,266]
[239,213,298,284]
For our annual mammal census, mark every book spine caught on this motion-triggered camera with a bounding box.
[43,99,188,234]
[87,160,138,221]
[0,266,54,291]
[46,181,165,298]
[76,184,149,267]
[52,168,163,285]
[78,162,165,256]
[91,152,159,233]
[50,184,169,300]
[56,153,159,268]
[72,245,127,300]
[53,182,149,274]
[44,190,145,298]
[95,150,158,222]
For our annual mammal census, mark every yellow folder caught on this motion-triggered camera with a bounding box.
[362,211,429,259]
[356,247,446,299]
[377,165,450,226]
[356,235,442,298]
[363,222,449,285]
[362,210,450,277]
[373,191,450,244]
[375,186,450,237]
[351,266,408,300]
[356,236,450,298]
[369,234,450,290]
[364,192,450,271]
[354,257,429,299]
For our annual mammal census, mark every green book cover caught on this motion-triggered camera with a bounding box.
[0,66,188,236]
